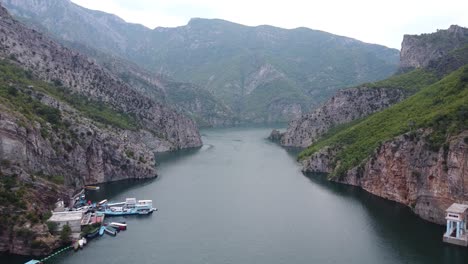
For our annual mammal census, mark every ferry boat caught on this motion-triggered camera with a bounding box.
[98,198,156,216]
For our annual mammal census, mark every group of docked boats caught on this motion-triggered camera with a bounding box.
[74,197,156,250]
[25,194,156,264]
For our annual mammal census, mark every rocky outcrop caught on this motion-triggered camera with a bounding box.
[400,25,468,70]
[0,5,202,256]
[268,130,283,142]
[0,79,158,255]
[301,147,337,174]
[0,92,156,186]
[0,5,202,150]
[0,165,72,256]
[302,130,468,224]
[279,87,407,147]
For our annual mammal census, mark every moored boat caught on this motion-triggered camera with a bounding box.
[85,185,100,190]
[99,226,106,236]
[85,227,100,239]
[97,198,157,216]
[78,238,84,248]
[104,226,117,236]
[109,222,127,230]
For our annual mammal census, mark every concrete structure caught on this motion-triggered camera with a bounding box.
[48,211,84,233]
[443,203,468,247]
[54,200,65,212]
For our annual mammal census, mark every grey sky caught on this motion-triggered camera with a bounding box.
[71,0,468,49]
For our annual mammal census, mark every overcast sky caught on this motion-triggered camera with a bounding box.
[71,0,467,49]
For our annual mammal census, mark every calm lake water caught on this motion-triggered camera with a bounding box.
[4,126,468,264]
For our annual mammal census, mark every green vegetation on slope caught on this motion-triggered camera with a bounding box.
[299,66,468,178]
[0,60,138,130]
[360,69,438,93]
[245,78,307,119]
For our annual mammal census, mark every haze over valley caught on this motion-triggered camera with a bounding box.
[0,1,466,264]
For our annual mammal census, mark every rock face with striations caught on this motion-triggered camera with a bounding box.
[400,25,468,70]
[279,87,407,147]
[0,4,201,255]
[0,5,202,150]
[302,130,468,224]
[0,93,157,186]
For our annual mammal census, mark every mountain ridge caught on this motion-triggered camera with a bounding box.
[2,0,400,123]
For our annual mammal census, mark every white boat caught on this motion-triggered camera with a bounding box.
[109,222,127,230]
[98,198,157,216]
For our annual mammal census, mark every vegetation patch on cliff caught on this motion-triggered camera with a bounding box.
[359,69,438,93]
[299,65,468,178]
[0,60,138,131]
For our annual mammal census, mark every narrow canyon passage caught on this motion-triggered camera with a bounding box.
[17,126,468,264]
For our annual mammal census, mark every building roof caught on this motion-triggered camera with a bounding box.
[446,203,468,214]
[49,211,84,222]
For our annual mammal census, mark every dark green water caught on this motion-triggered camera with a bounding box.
[4,126,468,264]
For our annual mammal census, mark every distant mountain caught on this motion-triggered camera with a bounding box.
[63,41,236,127]
[2,0,400,123]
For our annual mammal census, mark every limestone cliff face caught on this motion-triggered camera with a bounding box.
[400,25,468,70]
[0,5,202,150]
[0,165,71,256]
[279,87,407,147]
[0,92,157,186]
[0,86,157,255]
[302,130,468,224]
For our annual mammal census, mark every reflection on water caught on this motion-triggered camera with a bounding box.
[304,172,467,264]
[84,178,157,203]
[154,147,201,166]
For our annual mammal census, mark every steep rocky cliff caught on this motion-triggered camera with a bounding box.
[0,4,202,256]
[299,60,468,225]
[302,130,468,224]
[400,25,468,70]
[0,88,157,186]
[277,25,468,149]
[0,59,163,255]
[279,87,407,147]
[0,165,71,256]
[0,5,202,150]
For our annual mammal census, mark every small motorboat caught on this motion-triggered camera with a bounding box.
[85,185,100,190]
[109,222,127,231]
[85,227,100,239]
[78,238,85,249]
[99,226,106,236]
[104,226,117,236]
